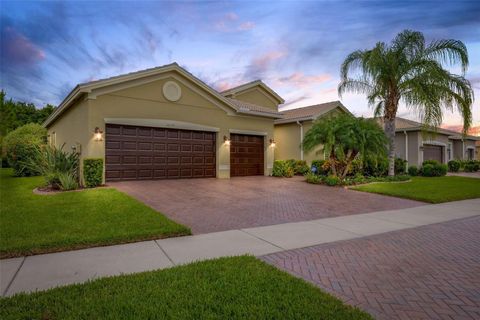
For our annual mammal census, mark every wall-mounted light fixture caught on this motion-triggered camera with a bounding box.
[269,138,276,147]
[223,135,231,146]
[94,127,104,141]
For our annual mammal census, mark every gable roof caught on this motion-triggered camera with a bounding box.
[221,80,285,104]
[274,100,352,124]
[43,63,283,127]
[375,117,479,141]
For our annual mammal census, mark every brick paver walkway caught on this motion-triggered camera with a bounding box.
[262,216,480,320]
[111,176,423,233]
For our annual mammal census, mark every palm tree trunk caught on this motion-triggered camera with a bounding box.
[384,116,396,176]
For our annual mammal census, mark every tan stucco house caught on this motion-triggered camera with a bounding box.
[273,101,352,164]
[377,117,478,166]
[44,63,285,182]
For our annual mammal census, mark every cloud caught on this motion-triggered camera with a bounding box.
[276,72,331,88]
[281,95,310,108]
[1,27,45,66]
[245,49,288,79]
[238,21,255,31]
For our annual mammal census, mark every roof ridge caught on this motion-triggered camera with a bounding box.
[220,80,262,93]
[79,62,179,87]
[281,100,341,113]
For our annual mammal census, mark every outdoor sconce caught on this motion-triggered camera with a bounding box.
[269,139,276,147]
[94,127,104,141]
[223,135,231,145]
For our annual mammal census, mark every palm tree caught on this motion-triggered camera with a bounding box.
[302,113,387,179]
[338,30,474,176]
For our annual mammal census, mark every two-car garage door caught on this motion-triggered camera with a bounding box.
[105,124,265,181]
[105,124,216,181]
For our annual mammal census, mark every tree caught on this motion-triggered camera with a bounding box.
[0,90,56,137]
[338,30,474,176]
[302,113,387,179]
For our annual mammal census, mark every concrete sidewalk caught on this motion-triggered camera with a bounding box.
[1,198,479,297]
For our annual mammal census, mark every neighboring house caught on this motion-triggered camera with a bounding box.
[43,63,285,182]
[273,101,352,164]
[376,117,478,167]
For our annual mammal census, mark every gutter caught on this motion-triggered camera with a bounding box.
[404,131,408,171]
[297,121,304,160]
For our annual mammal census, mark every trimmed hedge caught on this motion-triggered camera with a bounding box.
[420,160,447,177]
[408,165,418,176]
[448,160,460,172]
[83,158,103,187]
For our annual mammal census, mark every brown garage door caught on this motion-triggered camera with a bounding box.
[105,124,216,181]
[423,144,443,163]
[230,134,264,177]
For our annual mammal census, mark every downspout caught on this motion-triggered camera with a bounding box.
[296,121,304,161]
[404,131,408,171]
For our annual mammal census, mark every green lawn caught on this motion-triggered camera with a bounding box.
[352,176,480,203]
[0,168,190,258]
[0,256,371,320]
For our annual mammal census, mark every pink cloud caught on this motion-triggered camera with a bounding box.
[251,51,287,70]
[238,21,255,31]
[277,72,331,88]
[441,124,480,136]
[2,27,45,65]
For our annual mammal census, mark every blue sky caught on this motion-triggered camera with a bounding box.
[1,0,479,129]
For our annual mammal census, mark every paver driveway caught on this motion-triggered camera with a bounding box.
[262,216,480,320]
[111,176,423,233]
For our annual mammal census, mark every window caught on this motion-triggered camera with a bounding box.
[447,143,452,161]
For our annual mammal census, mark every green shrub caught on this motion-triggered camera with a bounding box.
[311,159,328,175]
[3,123,47,176]
[272,160,286,177]
[408,165,418,176]
[394,157,407,175]
[422,159,439,166]
[284,166,294,178]
[294,160,309,175]
[420,162,447,177]
[463,160,479,172]
[83,158,103,187]
[58,172,79,191]
[324,175,340,186]
[305,172,322,184]
[448,160,461,172]
[285,159,296,170]
[20,144,79,189]
[350,158,363,176]
[363,155,388,177]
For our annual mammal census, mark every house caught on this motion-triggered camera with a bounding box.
[43,63,285,182]
[273,101,352,164]
[376,117,478,166]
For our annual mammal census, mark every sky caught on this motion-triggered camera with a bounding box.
[1,0,479,131]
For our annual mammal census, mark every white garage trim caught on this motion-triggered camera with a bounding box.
[104,118,220,132]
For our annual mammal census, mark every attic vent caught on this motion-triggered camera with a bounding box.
[163,81,182,102]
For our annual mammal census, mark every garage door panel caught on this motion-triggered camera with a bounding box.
[424,145,443,163]
[230,134,264,177]
[106,124,216,181]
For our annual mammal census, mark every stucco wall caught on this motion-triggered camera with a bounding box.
[274,122,301,160]
[233,88,278,110]
[47,98,90,181]
[47,72,276,182]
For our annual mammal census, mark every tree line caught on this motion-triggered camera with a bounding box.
[0,91,56,139]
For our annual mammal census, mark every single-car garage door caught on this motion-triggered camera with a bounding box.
[423,144,443,163]
[105,124,216,181]
[230,134,264,177]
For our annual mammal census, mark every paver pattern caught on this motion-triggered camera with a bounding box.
[262,216,480,320]
[111,176,423,233]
